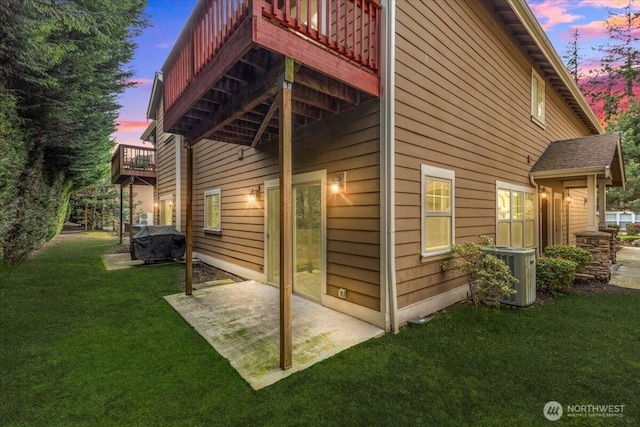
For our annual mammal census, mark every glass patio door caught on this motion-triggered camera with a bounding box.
[266,182,323,302]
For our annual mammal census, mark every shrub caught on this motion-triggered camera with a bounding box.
[625,223,640,236]
[619,235,640,243]
[607,223,620,233]
[543,245,593,270]
[442,237,517,307]
[536,257,578,293]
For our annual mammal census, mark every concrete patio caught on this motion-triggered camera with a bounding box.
[610,246,640,289]
[164,281,384,390]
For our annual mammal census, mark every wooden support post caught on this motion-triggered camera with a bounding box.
[129,178,134,239]
[185,140,193,296]
[279,57,295,370]
[119,185,123,244]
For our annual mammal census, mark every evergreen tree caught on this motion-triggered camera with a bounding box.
[607,103,640,212]
[0,0,148,262]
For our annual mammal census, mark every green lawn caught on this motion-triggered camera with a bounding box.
[1,233,638,426]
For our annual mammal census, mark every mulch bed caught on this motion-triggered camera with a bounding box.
[536,278,640,303]
[179,262,246,287]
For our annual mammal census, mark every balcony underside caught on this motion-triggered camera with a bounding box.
[112,172,156,186]
[164,18,379,146]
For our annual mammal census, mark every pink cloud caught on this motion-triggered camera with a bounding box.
[528,1,583,31]
[156,43,170,49]
[579,0,640,9]
[116,120,150,132]
[568,15,640,41]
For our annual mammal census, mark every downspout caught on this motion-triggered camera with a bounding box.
[381,0,398,333]
[175,135,182,231]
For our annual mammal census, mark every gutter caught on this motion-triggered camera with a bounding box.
[530,167,610,179]
[380,0,398,334]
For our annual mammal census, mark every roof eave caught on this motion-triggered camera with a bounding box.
[140,120,157,143]
[146,72,163,120]
[507,0,604,135]
[530,167,609,180]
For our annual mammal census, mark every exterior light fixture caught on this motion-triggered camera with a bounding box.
[565,190,572,203]
[540,187,548,199]
[248,185,260,203]
[331,172,346,194]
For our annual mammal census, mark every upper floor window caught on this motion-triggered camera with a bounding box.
[204,188,221,232]
[531,69,545,127]
[421,164,455,257]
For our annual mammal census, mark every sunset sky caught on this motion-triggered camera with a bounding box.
[112,0,640,146]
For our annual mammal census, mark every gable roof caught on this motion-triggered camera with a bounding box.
[146,71,163,121]
[495,0,603,135]
[531,133,625,188]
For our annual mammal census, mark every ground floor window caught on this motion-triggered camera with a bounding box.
[159,194,173,226]
[204,188,221,232]
[422,164,455,257]
[496,181,535,247]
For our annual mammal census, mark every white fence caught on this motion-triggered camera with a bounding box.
[605,211,640,230]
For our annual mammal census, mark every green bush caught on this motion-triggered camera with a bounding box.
[625,223,640,235]
[543,245,593,270]
[607,223,621,232]
[536,257,578,293]
[619,235,640,243]
[443,237,517,307]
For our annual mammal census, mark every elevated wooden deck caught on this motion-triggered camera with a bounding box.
[163,0,381,145]
[110,144,156,185]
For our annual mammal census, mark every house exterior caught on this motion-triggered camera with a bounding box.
[147,0,625,367]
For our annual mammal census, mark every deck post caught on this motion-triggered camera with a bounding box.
[185,139,193,296]
[279,56,295,370]
[129,177,134,239]
[119,185,123,244]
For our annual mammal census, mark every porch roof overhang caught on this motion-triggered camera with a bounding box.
[530,133,626,188]
[140,120,156,143]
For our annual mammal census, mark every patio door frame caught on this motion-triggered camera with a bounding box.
[264,169,327,302]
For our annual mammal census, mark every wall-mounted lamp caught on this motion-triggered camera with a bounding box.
[248,185,261,203]
[540,186,548,199]
[564,190,572,203]
[331,172,346,194]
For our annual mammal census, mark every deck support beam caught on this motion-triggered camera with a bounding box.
[119,186,123,244]
[129,178,134,240]
[185,139,193,296]
[279,57,295,370]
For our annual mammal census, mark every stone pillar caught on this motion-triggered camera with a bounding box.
[575,231,612,283]
[598,226,618,265]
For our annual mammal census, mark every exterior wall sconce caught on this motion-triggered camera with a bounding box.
[331,171,346,194]
[248,185,261,203]
[564,190,572,203]
[540,186,548,199]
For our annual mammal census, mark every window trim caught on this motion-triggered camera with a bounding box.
[496,181,536,248]
[531,69,546,128]
[421,164,455,258]
[204,188,222,233]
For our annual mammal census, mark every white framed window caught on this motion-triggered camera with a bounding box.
[421,165,455,257]
[531,69,545,127]
[204,188,221,232]
[159,194,173,226]
[496,181,535,248]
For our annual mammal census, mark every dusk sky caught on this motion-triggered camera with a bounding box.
[112,0,640,146]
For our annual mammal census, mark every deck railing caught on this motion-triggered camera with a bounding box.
[111,145,156,182]
[163,0,381,111]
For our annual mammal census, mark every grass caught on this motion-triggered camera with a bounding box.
[619,235,640,242]
[1,233,639,426]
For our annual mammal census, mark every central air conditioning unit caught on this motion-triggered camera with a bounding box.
[484,247,536,307]
[138,212,153,226]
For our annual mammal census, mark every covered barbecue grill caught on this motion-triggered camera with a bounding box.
[130,225,185,263]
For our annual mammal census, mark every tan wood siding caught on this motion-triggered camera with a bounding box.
[394,0,594,308]
[154,98,179,226]
[192,100,381,310]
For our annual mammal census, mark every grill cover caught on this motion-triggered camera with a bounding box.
[130,225,185,262]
